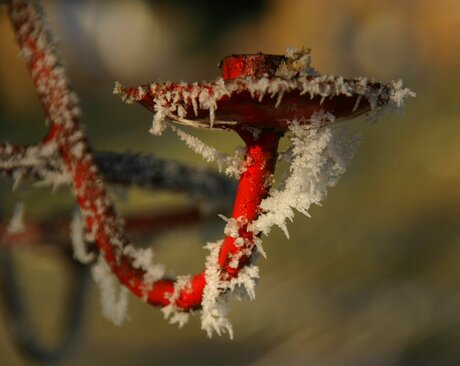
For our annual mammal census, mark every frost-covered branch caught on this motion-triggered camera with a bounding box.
[0,145,236,200]
[0,141,68,189]
[94,151,236,199]
[5,0,208,323]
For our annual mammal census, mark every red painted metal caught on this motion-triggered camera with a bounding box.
[4,0,377,316]
[147,128,281,309]
[120,65,387,131]
[7,0,285,311]
[220,54,286,80]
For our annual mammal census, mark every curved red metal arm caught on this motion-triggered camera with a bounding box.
[4,0,282,313]
[5,0,170,306]
[7,0,152,301]
[147,129,281,309]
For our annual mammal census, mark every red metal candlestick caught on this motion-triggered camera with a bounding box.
[6,0,414,329]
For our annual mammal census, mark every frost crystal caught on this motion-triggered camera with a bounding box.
[218,214,241,238]
[200,240,261,338]
[365,79,416,124]
[201,241,234,339]
[149,110,168,136]
[70,209,96,264]
[7,202,26,234]
[91,255,129,326]
[276,46,319,79]
[254,113,359,238]
[161,275,191,328]
[122,244,165,298]
[218,215,267,260]
[172,126,244,178]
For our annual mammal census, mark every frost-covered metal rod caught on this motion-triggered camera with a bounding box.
[217,128,280,276]
[7,0,131,283]
[6,0,171,310]
[6,0,266,317]
[141,128,281,310]
[0,144,236,200]
[7,0,415,339]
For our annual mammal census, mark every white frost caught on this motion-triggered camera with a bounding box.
[161,275,191,328]
[116,46,414,132]
[172,126,244,178]
[91,255,129,326]
[122,244,165,299]
[254,113,359,237]
[70,208,96,264]
[201,241,234,339]
[7,202,26,234]
[200,239,261,338]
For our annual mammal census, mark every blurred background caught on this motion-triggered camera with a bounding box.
[1,0,460,365]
